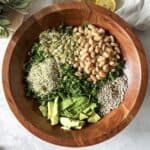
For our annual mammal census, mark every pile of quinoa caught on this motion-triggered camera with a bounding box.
[97,75,128,116]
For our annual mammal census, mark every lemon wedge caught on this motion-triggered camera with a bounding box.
[95,0,116,12]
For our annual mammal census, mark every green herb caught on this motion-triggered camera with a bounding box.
[24,42,48,74]
[56,23,73,35]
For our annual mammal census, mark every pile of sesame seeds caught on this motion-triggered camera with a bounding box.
[97,75,128,116]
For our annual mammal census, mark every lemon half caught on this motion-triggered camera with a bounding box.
[95,0,116,12]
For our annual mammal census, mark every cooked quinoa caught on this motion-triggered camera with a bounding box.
[97,75,128,116]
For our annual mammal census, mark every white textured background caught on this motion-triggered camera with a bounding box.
[0,0,150,150]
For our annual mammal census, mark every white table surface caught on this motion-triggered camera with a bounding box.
[0,1,150,150]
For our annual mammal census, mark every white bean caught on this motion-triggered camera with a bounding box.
[74,57,78,61]
[102,64,109,72]
[89,38,93,45]
[73,27,78,33]
[109,61,117,67]
[96,74,101,80]
[78,27,84,33]
[103,52,110,58]
[91,59,96,64]
[88,24,95,31]
[110,35,115,43]
[92,69,96,75]
[94,35,102,41]
[111,42,119,47]
[73,62,78,68]
[95,47,99,54]
[75,71,82,77]
[80,40,86,47]
[116,54,121,59]
[85,56,91,62]
[98,28,105,34]
[98,61,105,67]
[102,43,106,51]
[98,40,103,48]
[95,66,100,72]
[78,66,82,72]
[97,56,105,62]
[90,51,95,58]
[90,75,97,83]
[75,32,81,36]
[115,46,121,53]
[80,61,84,68]
[78,37,82,44]
[84,43,90,49]
[88,46,94,52]
[80,53,88,60]
[80,49,86,55]
[106,47,113,53]
[104,36,110,42]
[86,61,91,67]
[99,71,106,78]
[84,67,90,74]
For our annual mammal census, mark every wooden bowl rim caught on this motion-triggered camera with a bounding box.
[2,2,148,147]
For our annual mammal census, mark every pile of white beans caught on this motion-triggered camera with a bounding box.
[73,24,121,83]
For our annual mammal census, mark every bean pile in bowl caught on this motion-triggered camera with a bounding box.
[24,24,128,130]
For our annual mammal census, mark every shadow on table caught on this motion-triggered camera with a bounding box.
[0,147,6,150]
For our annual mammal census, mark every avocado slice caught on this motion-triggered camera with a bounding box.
[83,103,97,114]
[86,110,94,116]
[39,105,47,117]
[88,113,101,123]
[60,98,74,111]
[72,96,87,106]
[60,117,79,128]
[79,113,88,120]
[60,117,85,129]
[51,97,59,126]
[60,96,89,119]
[47,101,54,120]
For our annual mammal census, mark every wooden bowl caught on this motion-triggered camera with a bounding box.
[2,2,148,147]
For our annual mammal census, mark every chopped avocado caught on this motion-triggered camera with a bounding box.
[60,117,85,129]
[51,97,59,126]
[87,110,94,116]
[72,96,87,106]
[88,113,101,123]
[61,96,90,119]
[60,98,74,110]
[39,105,47,117]
[47,101,54,120]
[60,117,79,128]
[79,113,88,120]
[83,103,97,113]
[74,121,85,129]
[61,109,75,118]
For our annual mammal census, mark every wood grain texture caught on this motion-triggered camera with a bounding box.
[2,2,148,147]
